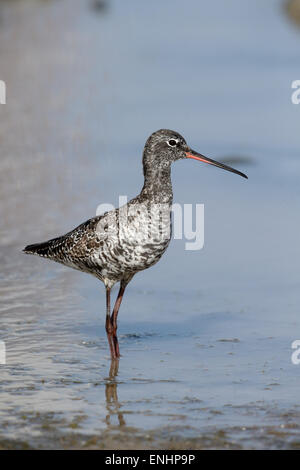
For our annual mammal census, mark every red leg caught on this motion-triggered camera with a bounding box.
[105,287,117,359]
[110,281,127,358]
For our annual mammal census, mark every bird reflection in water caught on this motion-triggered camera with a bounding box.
[105,360,125,427]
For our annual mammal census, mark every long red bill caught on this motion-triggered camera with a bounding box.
[186,151,248,179]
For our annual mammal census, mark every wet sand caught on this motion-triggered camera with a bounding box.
[0,0,300,449]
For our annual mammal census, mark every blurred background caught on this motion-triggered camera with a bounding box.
[0,0,300,450]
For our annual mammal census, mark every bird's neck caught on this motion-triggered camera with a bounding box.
[140,163,173,204]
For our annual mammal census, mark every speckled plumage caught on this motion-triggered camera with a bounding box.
[24,130,180,289]
[24,129,247,359]
[24,201,172,288]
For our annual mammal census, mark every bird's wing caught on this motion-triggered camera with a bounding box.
[23,211,117,261]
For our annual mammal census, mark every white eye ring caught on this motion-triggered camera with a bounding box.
[167,138,179,147]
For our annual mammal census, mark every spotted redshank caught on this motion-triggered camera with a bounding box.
[23,129,247,359]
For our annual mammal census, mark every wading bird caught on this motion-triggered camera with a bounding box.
[24,129,247,359]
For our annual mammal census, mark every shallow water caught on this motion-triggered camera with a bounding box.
[0,0,300,449]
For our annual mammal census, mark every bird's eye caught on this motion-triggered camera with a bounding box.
[167,139,178,147]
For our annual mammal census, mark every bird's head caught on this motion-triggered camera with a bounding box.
[143,129,247,179]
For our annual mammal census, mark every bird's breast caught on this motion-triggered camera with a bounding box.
[92,201,172,277]
[117,203,172,269]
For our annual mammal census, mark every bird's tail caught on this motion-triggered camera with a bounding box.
[23,239,58,258]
